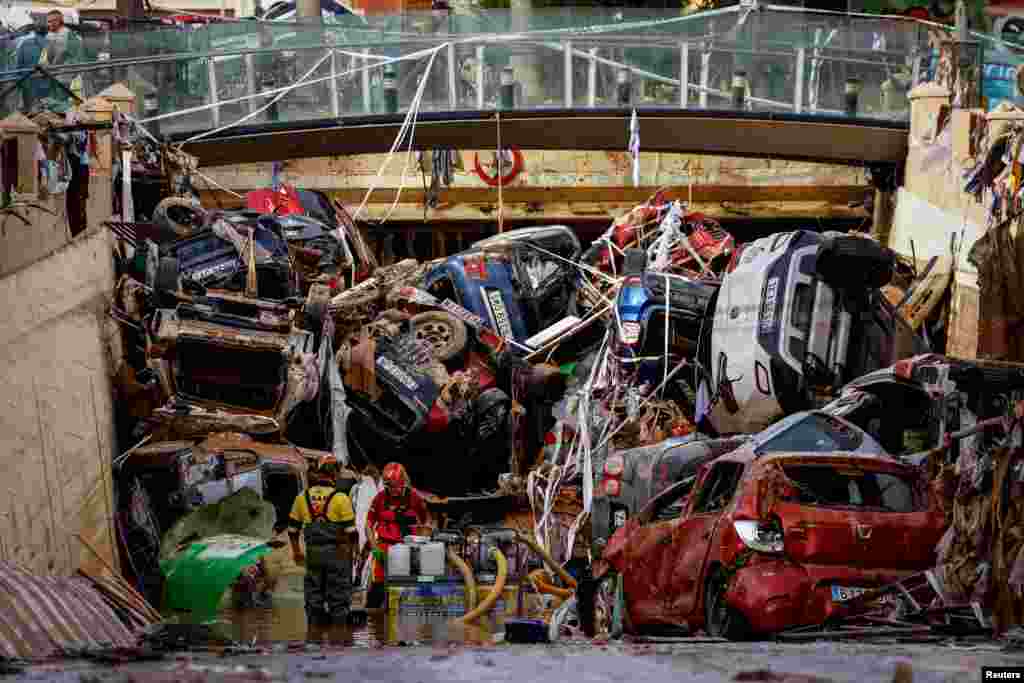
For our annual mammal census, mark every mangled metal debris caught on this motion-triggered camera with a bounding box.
[105,179,1024,648]
[0,562,154,660]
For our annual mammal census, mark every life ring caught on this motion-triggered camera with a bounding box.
[473,148,524,187]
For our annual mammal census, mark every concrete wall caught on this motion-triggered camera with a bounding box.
[889,85,986,359]
[0,108,114,279]
[0,225,119,577]
[0,107,120,577]
[0,182,113,279]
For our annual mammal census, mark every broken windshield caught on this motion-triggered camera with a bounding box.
[754,412,877,455]
[781,464,919,512]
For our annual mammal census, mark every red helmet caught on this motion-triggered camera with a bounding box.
[382,462,409,496]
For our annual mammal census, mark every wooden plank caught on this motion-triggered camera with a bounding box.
[326,185,867,205]
[197,193,864,222]
[948,270,980,360]
[199,185,867,211]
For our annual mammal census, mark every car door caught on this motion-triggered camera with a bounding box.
[663,460,747,619]
[620,481,694,625]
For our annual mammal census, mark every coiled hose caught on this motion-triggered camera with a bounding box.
[527,568,573,609]
[458,547,507,626]
[447,547,478,613]
[514,531,577,590]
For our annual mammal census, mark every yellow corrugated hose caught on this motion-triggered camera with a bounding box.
[447,547,478,612]
[458,547,507,625]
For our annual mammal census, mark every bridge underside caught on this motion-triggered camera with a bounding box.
[175,109,908,168]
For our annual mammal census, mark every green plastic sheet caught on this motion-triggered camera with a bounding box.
[160,487,275,564]
[161,534,273,618]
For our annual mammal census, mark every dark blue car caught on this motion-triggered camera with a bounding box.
[421,242,577,350]
[614,248,716,379]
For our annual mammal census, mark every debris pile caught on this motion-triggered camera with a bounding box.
[102,140,1024,647]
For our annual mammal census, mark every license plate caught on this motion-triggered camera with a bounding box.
[485,289,514,340]
[759,276,779,331]
[831,585,889,604]
[612,509,627,529]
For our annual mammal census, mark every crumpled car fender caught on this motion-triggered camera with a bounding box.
[724,559,812,635]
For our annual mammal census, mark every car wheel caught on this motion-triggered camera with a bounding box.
[815,235,895,291]
[704,568,749,641]
[582,573,621,639]
[411,311,468,363]
[475,388,510,441]
[154,196,207,237]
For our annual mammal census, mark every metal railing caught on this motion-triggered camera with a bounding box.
[0,6,956,139]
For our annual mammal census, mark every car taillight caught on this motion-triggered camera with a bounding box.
[893,358,914,381]
[603,478,622,497]
[620,322,641,345]
[604,454,624,477]
[733,519,784,553]
[464,254,488,280]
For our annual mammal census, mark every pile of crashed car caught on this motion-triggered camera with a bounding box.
[107,184,1024,643]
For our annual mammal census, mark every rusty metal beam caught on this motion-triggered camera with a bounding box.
[173,109,908,168]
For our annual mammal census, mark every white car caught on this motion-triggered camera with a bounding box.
[704,229,926,435]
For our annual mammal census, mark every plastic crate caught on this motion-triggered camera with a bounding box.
[385,580,519,644]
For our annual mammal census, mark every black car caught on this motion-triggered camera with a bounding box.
[151,212,297,303]
[591,433,750,559]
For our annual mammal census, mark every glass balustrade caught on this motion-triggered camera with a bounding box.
[0,6,971,139]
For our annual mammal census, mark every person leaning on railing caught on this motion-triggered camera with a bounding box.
[40,10,84,103]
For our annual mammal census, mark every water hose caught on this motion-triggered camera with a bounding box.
[457,547,507,625]
[447,547,478,612]
[527,568,572,609]
[514,531,577,590]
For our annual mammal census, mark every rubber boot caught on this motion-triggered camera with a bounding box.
[328,622,354,647]
[366,584,386,609]
[306,621,327,645]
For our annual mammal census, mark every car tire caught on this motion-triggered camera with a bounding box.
[303,283,331,332]
[582,573,621,639]
[155,256,179,294]
[154,196,207,237]
[815,234,895,291]
[704,567,749,641]
[411,311,468,363]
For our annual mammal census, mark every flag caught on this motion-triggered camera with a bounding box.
[628,108,640,187]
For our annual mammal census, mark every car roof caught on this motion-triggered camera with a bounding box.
[752,450,912,473]
[710,410,897,467]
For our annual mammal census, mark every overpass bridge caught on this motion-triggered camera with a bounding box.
[1,4,976,168]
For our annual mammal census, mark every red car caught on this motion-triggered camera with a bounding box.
[596,444,946,639]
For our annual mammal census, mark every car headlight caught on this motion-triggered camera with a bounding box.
[734,519,784,554]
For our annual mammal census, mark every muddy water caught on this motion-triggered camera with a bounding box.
[213,570,499,647]
[215,571,388,646]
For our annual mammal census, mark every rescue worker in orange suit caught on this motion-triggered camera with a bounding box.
[364,462,429,607]
[287,455,357,643]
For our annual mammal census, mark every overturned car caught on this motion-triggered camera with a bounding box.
[142,299,319,440]
[705,230,927,435]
